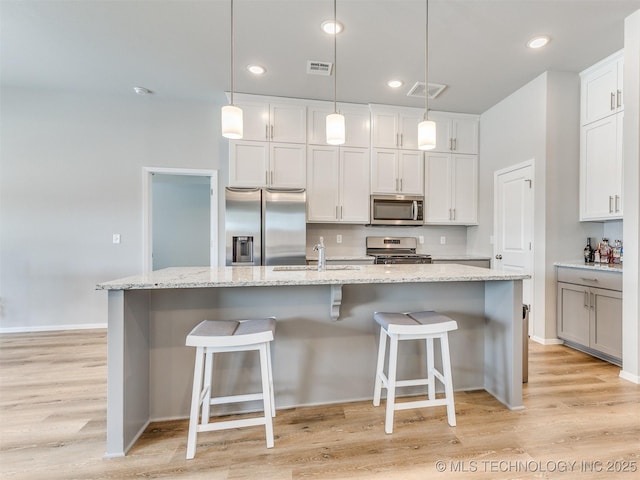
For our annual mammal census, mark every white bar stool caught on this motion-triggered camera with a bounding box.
[373,311,458,434]
[185,317,276,459]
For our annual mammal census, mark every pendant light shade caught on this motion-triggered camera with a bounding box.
[222,0,243,139]
[418,0,436,150]
[222,104,243,139]
[418,119,436,150]
[326,112,346,145]
[325,0,345,145]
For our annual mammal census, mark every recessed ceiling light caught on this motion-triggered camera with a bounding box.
[387,80,404,89]
[321,20,343,35]
[247,65,266,75]
[133,86,152,95]
[527,35,550,49]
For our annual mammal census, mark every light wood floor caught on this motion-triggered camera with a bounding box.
[1,330,639,479]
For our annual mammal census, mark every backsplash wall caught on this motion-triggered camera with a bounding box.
[306,224,469,257]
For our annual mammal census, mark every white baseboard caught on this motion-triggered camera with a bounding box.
[619,370,640,384]
[0,323,107,334]
[530,335,564,345]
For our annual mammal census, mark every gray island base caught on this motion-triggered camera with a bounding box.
[97,264,527,457]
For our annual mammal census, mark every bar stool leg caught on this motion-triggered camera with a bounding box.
[259,343,274,448]
[187,346,205,460]
[426,337,435,400]
[385,333,399,434]
[202,349,213,425]
[373,326,387,407]
[266,342,275,418]
[440,333,456,427]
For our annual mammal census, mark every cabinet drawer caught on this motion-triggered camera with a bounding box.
[557,267,622,291]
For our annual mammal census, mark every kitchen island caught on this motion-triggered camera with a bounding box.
[97,264,527,456]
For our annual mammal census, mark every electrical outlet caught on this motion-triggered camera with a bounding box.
[112,234,121,244]
[336,234,342,244]
[440,236,446,245]
[418,235,424,244]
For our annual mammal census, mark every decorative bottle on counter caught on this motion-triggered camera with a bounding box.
[612,240,622,264]
[583,237,593,263]
[594,243,601,264]
[600,238,612,264]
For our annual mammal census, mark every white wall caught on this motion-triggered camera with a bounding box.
[621,9,640,383]
[0,87,225,331]
[470,72,603,342]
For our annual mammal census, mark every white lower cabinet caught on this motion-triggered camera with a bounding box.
[424,153,477,224]
[307,145,370,223]
[556,267,622,364]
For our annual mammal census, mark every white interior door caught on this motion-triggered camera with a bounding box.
[494,162,534,315]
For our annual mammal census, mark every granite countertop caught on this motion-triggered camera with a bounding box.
[554,262,623,273]
[97,264,529,291]
[430,254,492,261]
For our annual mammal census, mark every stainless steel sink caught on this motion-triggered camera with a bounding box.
[272,265,361,271]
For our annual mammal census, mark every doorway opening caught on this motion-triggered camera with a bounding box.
[143,167,218,272]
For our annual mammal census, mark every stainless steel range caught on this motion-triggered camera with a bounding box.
[366,236,432,265]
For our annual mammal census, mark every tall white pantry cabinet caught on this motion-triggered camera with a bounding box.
[579,50,624,221]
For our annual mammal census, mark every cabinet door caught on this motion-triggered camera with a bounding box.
[339,147,370,223]
[424,153,453,223]
[430,114,452,153]
[270,103,306,143]
[581,60,619,125]
[398,150,424,195]
[342,105,371,148]
[306,146,339,222]
[235,101,270,141]
[269,143,306,188]
[398,110,422,150]
[371,110,399,148]
[580,115,619,220]
[307,104,331,145]
[590,287,622,359]
[371,149,399,193]
[451,118,479,154]
[229,140,268,187]
[451,154,478,224]
[557,282,590,346]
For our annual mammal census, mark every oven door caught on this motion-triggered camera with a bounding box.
[370,195,424,225]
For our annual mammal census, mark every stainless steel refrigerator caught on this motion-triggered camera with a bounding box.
[225,187,307,266]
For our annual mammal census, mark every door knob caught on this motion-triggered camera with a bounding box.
[495,254,503,260]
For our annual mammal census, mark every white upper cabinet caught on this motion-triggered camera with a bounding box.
[234,94,307,143]
[425,153,478,225]
[307,145,370,223]
[430,112,479,154]
[229,94,307,187]
[579,51,624,221]
[307,102,370,148]
[371,149,423,195]
[370,105,423,150]
[580,50,624,126]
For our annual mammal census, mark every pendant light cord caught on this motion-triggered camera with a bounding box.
[424,0,429,121]
[333,0,337,114]
[230,0,235,106]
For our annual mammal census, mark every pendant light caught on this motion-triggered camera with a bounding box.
[222,0,243,139]
[326,0,345,145]
[418,0,436,150]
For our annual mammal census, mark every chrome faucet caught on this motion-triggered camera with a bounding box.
[313,236,326,271]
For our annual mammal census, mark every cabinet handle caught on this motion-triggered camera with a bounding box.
[271,171,274,185]
[270,124,274,140]
[395,133,399,147]
[453,138,457,151]
[584,291,589,308]
[580,277,598,282]
[400,178,403,191]
[265,125,269,140]
[615,195,620,213]
[452,208,456,220]
[609,196,614,213]
[400,133,403,147]
[449,208,453,220]
[617,90,622,108]
[611,92,616,110]
[449,138,453,151]
[340,206,343,219]
[336,206,339,220]
[266,171,269,185]
[590,292,595,309]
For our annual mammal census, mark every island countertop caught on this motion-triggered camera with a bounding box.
[97,263,529,290]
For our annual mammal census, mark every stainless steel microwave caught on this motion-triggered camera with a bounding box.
[370,194,424,225]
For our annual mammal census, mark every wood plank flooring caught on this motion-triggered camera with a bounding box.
[1,329,639,479]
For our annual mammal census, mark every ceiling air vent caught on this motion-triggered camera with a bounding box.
[407,81,448,99]
[307,60,333,76]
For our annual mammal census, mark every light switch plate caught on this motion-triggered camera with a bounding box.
[112,234,121,244]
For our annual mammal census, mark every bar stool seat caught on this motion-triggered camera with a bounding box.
[373,311,458,434]
[185,318,276,459]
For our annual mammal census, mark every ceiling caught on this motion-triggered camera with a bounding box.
[2,0,639,114]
